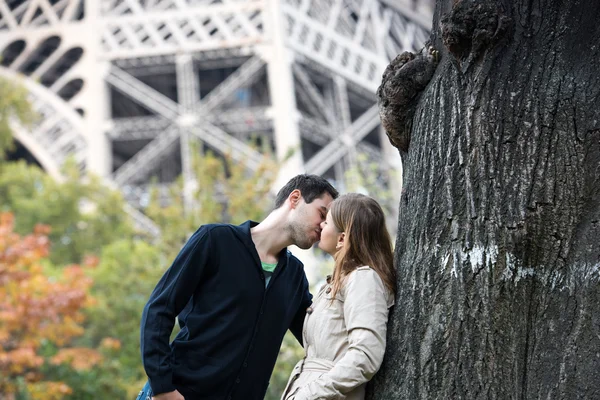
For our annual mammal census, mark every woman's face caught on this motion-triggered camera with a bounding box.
[318,211,342,256]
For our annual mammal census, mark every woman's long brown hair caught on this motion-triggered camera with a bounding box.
[328,193,396,300]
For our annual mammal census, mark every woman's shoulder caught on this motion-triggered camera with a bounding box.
[343,266,395,307]
[347,265,379,280]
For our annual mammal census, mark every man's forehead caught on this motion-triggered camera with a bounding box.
[311,193,334,207]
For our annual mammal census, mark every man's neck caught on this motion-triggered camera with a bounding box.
[250,211,292,261]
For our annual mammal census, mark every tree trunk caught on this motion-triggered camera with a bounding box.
[370,0,600,398]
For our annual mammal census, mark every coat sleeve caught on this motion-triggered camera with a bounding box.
[140,226,212,395]
[289,269,313,346]
[293,269,390,399]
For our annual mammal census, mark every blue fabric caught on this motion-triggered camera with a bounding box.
[140,221,312,400]
[135,382,152,400]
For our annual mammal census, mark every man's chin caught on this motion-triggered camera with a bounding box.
[295,242,313,250]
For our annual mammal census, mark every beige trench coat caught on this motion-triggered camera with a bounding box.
[281,266,394,400]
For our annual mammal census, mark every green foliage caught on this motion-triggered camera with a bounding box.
[39,238,165,400]
[81,240,164,393]
[0,159,134,266]
[0,77,35,158]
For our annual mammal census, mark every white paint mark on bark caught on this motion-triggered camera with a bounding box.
[466,245,498,272]
[502,252,517,281]
[439,246,592,290]
[515,267,535,283]
[442,245,499,276]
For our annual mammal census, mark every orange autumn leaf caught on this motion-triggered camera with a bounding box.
[100,337,122,351]
[50,348,103,371]
[0,212,101,396]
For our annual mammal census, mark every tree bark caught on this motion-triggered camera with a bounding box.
[370,0,600,399]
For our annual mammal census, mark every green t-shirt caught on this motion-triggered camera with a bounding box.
[261,261,277,287]
[261,262,277,273]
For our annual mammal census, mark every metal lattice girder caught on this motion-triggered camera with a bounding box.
[109,116,173,140]
[107,65,180,119]
[379,0,432,30]
[0,67,87,171]
[333,75,351,128]
[29,45,71,81]
[281,0,430,92]
[113,125,181,185]
[385,13,431,60]
[196,55,266,114]
[305,104,380,175]
[298,116,330,146]
[175,52,199,213]
[110,107,273,141]
[188,124,263,171]
[176,54,200,112]
[106,61,265,183]
[0,0,83,30]
[292,63,335,124]
[100,0,266,59]
[282,0,386,91]
[211,106,272,135]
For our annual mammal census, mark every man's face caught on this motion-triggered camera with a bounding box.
[289,193,334,249]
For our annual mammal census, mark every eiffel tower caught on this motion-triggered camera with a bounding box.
[0,0,432,234]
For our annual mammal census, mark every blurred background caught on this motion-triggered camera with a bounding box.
[0,0,432,398]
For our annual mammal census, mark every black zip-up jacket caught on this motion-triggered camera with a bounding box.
[140,221,312,400]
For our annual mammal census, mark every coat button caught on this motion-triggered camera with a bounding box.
[326,287,331,294]
[306,306,313,314]
[326,275,332,284]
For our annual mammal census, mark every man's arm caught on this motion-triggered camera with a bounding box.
[140,227,212,395]
[289,272,313,345]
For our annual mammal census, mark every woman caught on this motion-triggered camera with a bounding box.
[282,193,396,400]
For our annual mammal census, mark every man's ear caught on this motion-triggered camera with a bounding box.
[288,189,302,209]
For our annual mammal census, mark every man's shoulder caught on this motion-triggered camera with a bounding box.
[197,222,243,236]
[285,251,306,271]
[286,251,302,264]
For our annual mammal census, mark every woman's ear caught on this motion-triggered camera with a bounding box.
[335,232,345,250]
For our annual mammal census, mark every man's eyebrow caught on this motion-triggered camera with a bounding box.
[320,206,328,213]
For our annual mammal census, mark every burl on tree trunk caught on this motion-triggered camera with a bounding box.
[370,0,600,399]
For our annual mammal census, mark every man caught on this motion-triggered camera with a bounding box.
[138,174,338,400]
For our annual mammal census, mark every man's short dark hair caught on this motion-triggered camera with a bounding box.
[274,174,339,208]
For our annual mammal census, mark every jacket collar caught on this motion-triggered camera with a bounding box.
[236,220,290,269]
